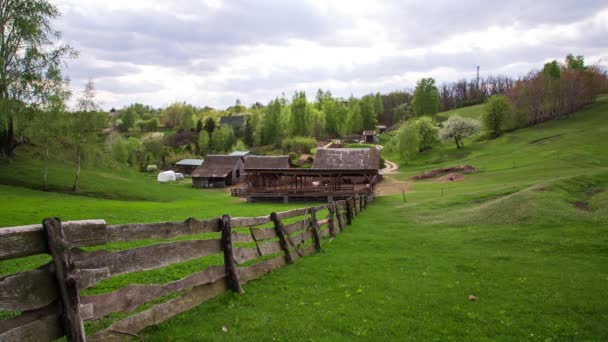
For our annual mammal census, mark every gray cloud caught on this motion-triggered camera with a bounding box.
[53,0,608,109]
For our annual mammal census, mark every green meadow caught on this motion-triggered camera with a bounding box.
[1,96,607,340]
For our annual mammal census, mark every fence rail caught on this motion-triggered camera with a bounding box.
[0,194,371,341]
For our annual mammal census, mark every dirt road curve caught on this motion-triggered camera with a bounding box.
[381,160,398,174]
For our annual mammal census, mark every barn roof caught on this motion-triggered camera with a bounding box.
[312,148,380,170]
[244,155,291,170]
[219,115,247,127]
[191,155,242,178]
[175,159,204,166]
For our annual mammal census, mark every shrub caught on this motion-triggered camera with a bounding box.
[396,122,419,164]
[414,116,439,151]
[483,95,511,138]
[281,136,317,154]
[146,165,158,172]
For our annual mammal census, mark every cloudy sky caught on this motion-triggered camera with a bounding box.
[53,0,608,110]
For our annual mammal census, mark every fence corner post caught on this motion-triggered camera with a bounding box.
[220,215,244,294]
[328,202,337,237]
[310,207,321,250]
[345,198,353,225]
[270,212,294,263]
[42,217,86,342]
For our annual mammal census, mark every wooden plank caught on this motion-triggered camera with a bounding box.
[311,204,329,211]
[0,302,63,342]
[250,227,277,241]
[319,227,330,239]
[345,198,353,225]
[63,220,108,248]
[80,265,226,321]
[284,219,309,235]
[230,216,271,227]
[292,230,314,248]
[237,255,287,284]
[335,203,345,232]
[43,217,86,341]
[221,215,243,293]
[88,277,228,342]
[233,241,283,264]
[106,217,220,244]
[231,231,255,243]
[301,244,317,257]
[0,263,57,311]
[74,238,222,289]
[317,218,329,226]
[276,207,308,220]
[0,224,47,261]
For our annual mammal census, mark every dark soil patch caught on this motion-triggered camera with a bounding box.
[437,173,466,182]
[412,165,475,180]
[574,201,590,211]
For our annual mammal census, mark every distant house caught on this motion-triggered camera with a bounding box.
[244,155,292,170]
[229,150,254,162]
[375,125,388,134]
[191,155,244,188]
[174,159,204,175]
[219,114,248,129]
[362,130,379,143]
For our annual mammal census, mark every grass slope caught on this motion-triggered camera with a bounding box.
[142,97,608,340]
[437,103,486,122]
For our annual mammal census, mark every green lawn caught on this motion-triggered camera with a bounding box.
[1,97,608,340]
[437,103,486,122]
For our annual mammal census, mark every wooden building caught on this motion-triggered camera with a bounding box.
[362,130,379,143]
[191,155,243,188]
[243,148,380,202]
[375,125,388,134]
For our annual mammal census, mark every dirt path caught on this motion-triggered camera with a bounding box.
[381,160,398,175]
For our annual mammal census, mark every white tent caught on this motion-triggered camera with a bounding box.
[157,171,177,183]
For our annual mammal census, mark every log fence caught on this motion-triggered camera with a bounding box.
[0,195,371,341]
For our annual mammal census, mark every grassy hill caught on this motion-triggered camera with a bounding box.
[1,96,607,340]
[436,103,486,122]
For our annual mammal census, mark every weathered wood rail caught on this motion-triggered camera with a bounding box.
[0,195,371,341]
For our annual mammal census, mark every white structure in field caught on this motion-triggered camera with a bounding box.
[157,171,177,183]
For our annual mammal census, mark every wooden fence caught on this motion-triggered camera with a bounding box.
[0,195,371,341]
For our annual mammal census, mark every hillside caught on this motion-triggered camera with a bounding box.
[436,103,486,122]
[139,96,608,340]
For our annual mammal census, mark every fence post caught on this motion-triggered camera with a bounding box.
[327,202,337,237]
[335,202,345,232]
[345,198,353,225]
[270,213,294,263]
[221,215,244,294]
[42,218,86,342]
[363,194,368,209]
[310,208,321,250]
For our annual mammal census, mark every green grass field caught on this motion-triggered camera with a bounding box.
[1,97,608,340]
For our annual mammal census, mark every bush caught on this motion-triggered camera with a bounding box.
[281,136,317,154]
[483,95,511,138]
[413,116,439,151]
[396,122,419,164]
[146,165,158,172]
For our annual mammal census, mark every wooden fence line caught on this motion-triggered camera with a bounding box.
[0,195,372,341]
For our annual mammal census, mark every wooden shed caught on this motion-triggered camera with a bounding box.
[362,130,379,143]
[312,148,380,171]
[244,155,292,170]
[174,159,204,175]
[191,155,244,188]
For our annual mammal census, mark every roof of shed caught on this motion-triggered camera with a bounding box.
[175,159,204,166]
[229,151,251,157]
[362,130,376,136]
[191,155,242,178]
[244,155,291,170]
[312,148,380,170]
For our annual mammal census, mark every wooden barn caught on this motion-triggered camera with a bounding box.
[191,155,244,188]
[242,148,380,202]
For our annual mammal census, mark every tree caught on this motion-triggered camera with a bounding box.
[396,122,419,164]
[111,138,129,165]
[242,118,254,147]
[0,0,76,158]
[198,131,210,156]
[196,118,203,133]
[411,78,440,116]
[291,91,307,136]
[360,95,377,130]
[180,106,195,131]
[440,115,480,149]
[203,117,216,139]
[374,92,384,122]
[565,54,586,72]
[69,82,105,192]
[483,95,511,138]
[414,116,439,152]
